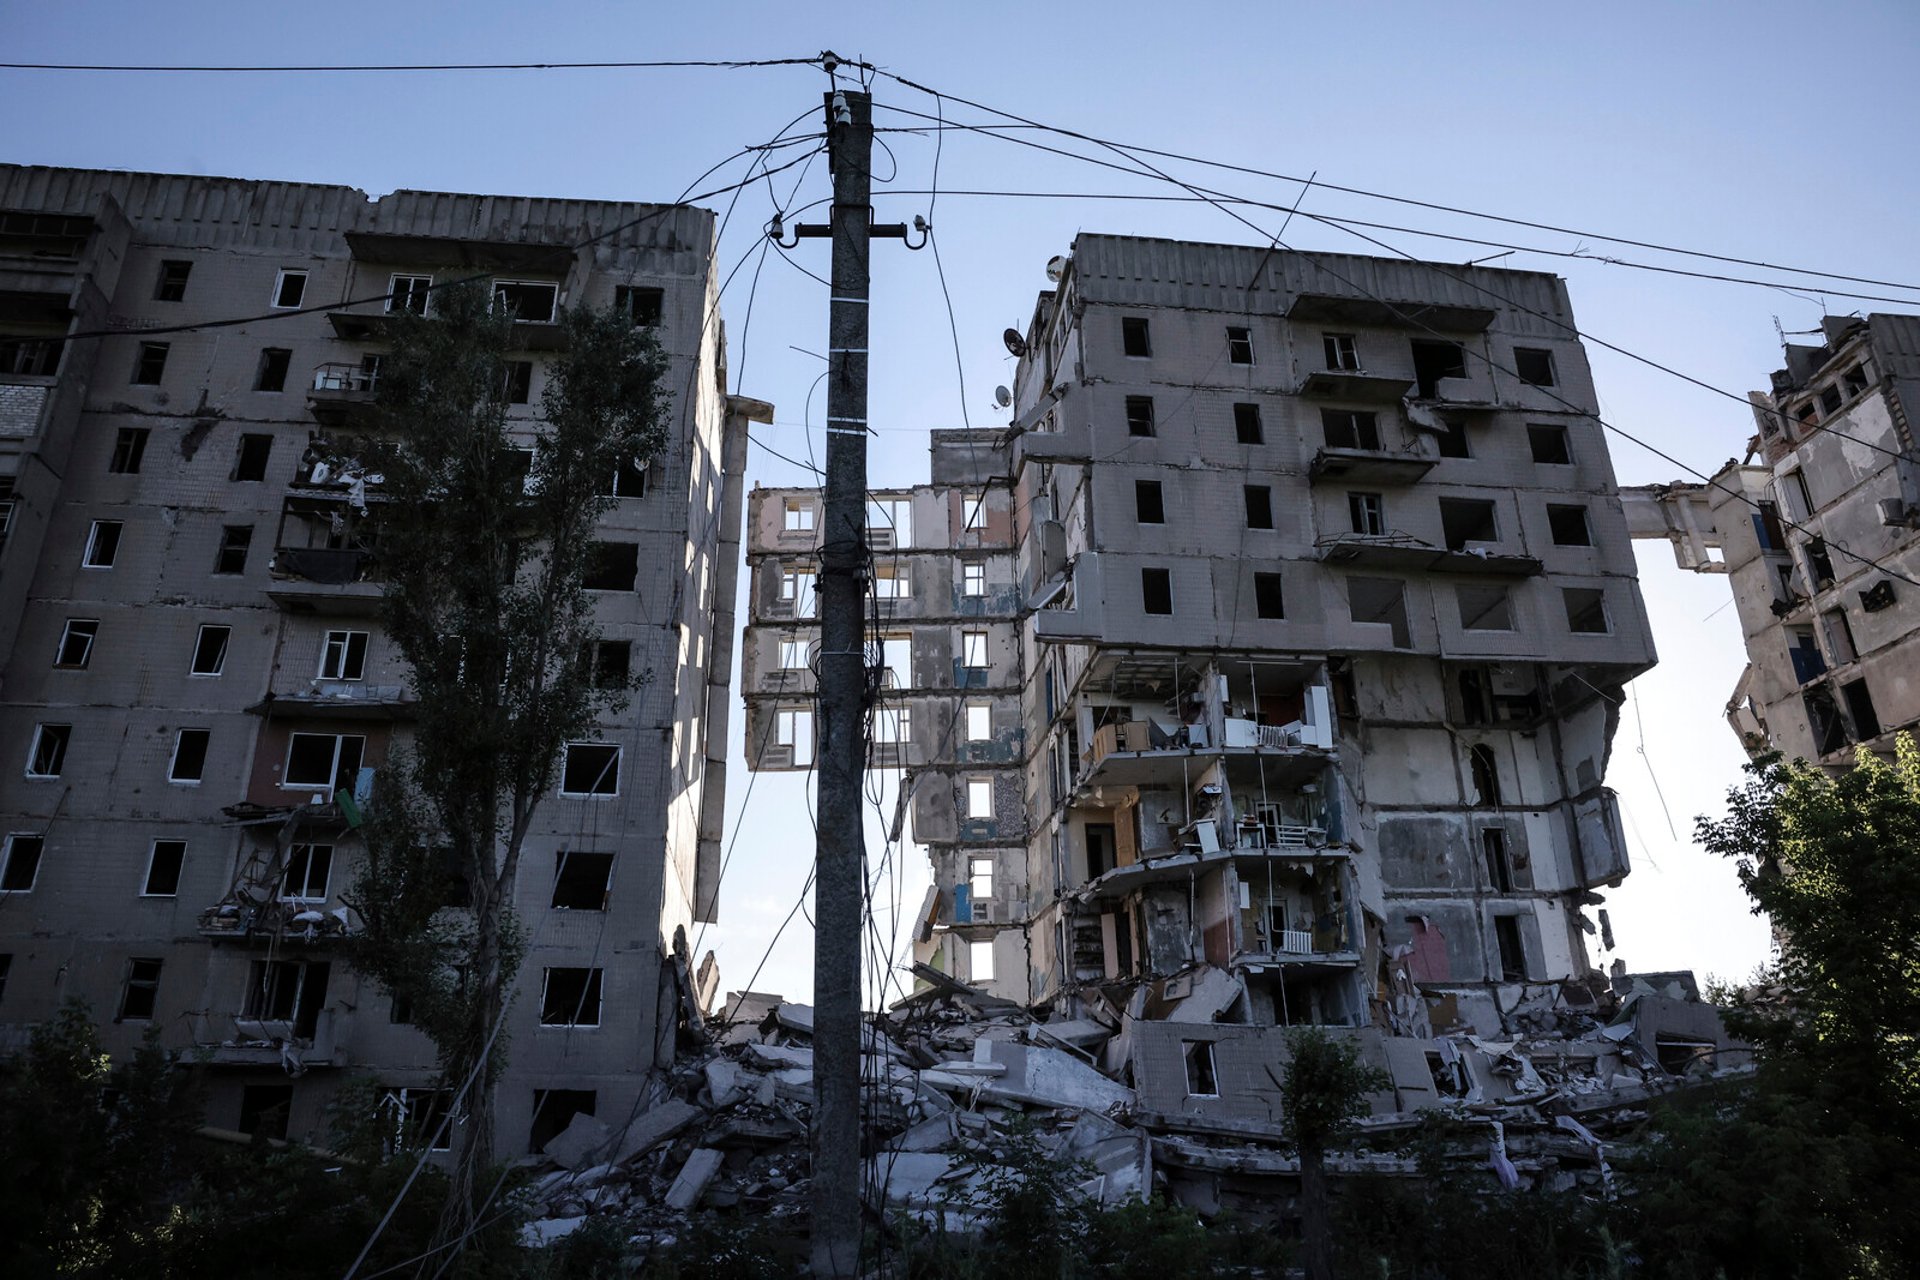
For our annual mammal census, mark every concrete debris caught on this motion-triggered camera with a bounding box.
[518,970,1749,1256]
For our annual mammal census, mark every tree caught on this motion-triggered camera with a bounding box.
[1278,1027,1388,1280]
[346,280,671,1241]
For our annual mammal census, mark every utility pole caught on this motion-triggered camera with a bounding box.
[810,82,872,1279]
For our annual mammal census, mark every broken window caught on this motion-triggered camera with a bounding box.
[1323,333,1360,371]
[774,709,814,766]
[271,269,308,309]
[238,1084,293,1140]
[1493,916,1526,981]
[154,259,191,302]
[1803,537,1836,590]
[961,630,989,668]
[962,561,986,597]
[143,840,186,897]
[1563,588,1609,634]
[1,835,44,892]
[866,496,913,548]
[1804,686,1848,754]
[245,958,330,1036]
[614,285,664,326]
[0,336,61,377]
[500,360,533,405]
[1183,1040,1218,1096]
[965,702,992,742]
[1787,627,1827,684]
[541,967,603,1026]
[26,723,70,778]
[1125,395,1155,438]
[1433,417,1471,459]
[1484,829,1514,892]
[233,432,274,480]
[285,733,364,792]
[966,777,994,819]
[778,638,808,671]
[560,743,620,797]
[589,639,630,688]
[584,541,639,591]
[1244,485,1274,529]
[131,342,169,385]
[1121,315,1151,357]
[1254,571,1285,619]
[1226,326,1254,365]
[780,568,817,618]
[1469,744,1502,806]
[168,729,209,783]
[551,850,614,910]
[1753,501,1786,551]
[1348,577,1412,648]
[1842,678,1881,741]
[874,704,910,744]
[1547,504,1592,546]
[493,280,558,323]
[190,624,231,676]
[961,491,985,531]
[255,348,292,393]
[529,1090,596,1154]
[83,519,122,568]
[214,524,252,575]
[783,499,815,532]
[54,619,98,669]
[319,630,369,681]
[282,844,333,901]
[120,958,163,1021]
[1513,347,1556,387]
[1411,340,1466,398]
[383,1086,454,1152]
[387,273,433,315]
[873,563,911,599]
[1819,384,1843,415]
[1783,470,1816,521]
[1322,409,1381,451]
[1348,492,1386,536]
[1527,423,1571,465]
[1233,402,1263,444]
[1141,567,1173,615]
[1823,608,1858,665]
[109,427,149,474]
[1135,479,1165,524]
[1439,498,1498,550]
[607,454,647,497]
[969,938,996,982]
[1457,584,1513,632]
[1842,365,1870,399]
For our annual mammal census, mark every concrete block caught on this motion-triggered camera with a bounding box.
[607,1099,702,1166]
[705,1058,746,1107]
[665,1147,724,1210]
[542,1111,611,1171]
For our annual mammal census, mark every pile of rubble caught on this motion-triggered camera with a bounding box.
[518,963,1747,1249]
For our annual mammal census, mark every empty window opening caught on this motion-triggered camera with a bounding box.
[284,732,364,793]
[961,491,985,531]
[529,1090,597,1155]
[1121,315,1151,357]
[1804,686,1848,755]
[1547,504,1592,546]
[1254,572,1285,619]
[143,840,186,897]
[1787,627,1826,684]
[1439,498,1498,550]
[109,427,149,474]
[27,724,70,778]
[1434,417,1472,458]
[778,638,809,671]
[874,705,910,744]
[1819,384,1843,415]
[774,709,813,766]
[387,274,432,315]
[238,1084,293,1141]
[499,360,533,405]
[282,843,333,901]
[245,958,331,1037]
[319,630,369,681]
[54,619,98,669]
[962,561,987,597]
[1135,479,1165,524]
[1183,1040,1219,1096]
[1322,409,1381,451]
[1348,577,1412,648]
[560,743,620,797]
[590,639,630,688]
[383,1086,454,1152]
[1753,501,1786,551]
[608,454,647,497]
[1457,585,1514,632]
[1563,588,1609,634]
[214,525,252,575]
[540,967,603,1026]
[154,260,191,302]
[1784,470,1816,520]
[1804,537,1836,590]
[969,938,996,982]
[493,280,558,324]
[584,541,639,591]
[1527,423,1571,464]
[271,269,308,309]
[1227,326,1254,365]
[1141,567,1173,615]
[1484,829,1514,892]
[961,630,990,668]
[614,285,664,326]
[966,777,994,819]
[1349,492,1386,536]
[1469,744,1502,806]
[1842,678,1882,741]
[131,342,168,385]
[120,958,164,1021]
[1411,340,1466,398]
[84,519,122,568]
[780,569,817,618]
[1513,347,1556,386]
[552,850,614,910]
[256,348,291,393]
[783,499,815,532]
[1125,395,1155,438]
[873,563,911,599]
[1823,609,1858,665]
[1233,402,1264,444]
[1244,485,1274,529]
[1,835,44,892]
[1494,916,1526,981]
[233,433,274,481]
[965,702,992,742]
[190,624,230,675]
[1323,333,1360,371]
[1842,365,1870,399]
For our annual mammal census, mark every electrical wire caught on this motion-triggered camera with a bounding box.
[1,56,829,73]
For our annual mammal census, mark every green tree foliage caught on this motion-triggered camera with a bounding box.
[1280,1027,1389,1280]
[345,280,670,1229]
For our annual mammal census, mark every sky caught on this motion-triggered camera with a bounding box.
[10,0,1920,1006]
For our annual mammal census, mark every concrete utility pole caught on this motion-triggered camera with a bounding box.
[811,84,873,1279]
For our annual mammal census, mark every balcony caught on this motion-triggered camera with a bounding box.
[1298,370,1415,403]
[1286,292,1496,333]
[307,362,380,427]
[1308,446,1435,485]
[327,307,565,351]
[190,1009,342,1069]
[1318,535,1542,577]
[246,684,415,721]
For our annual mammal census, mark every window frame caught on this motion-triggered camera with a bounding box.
[1348,492,1387,536]
[1323,332,1360,371]
[26,723,70,779]
[270,269,309,309]
[492,279,559,324]
[1226,325,1254,365]
[83,519,123,569]
[168,729,210,784]
[1,833,45,892]
[142,839,187,898]
[960,630,990,669]
[558,742,622,798]
[118,958,163,1022]
[281,842,334,902]
[539,966,604,1027]
[1124,395,1155,438]
[1527,423,1572,465]
[283,731,366,792]
[783,499,815,532]
[773,708,814,766]
[1120,315,1151,358]
[386,273,433,316]
[108,426,150,474]
[189,624,232,676]
[961,561,987,598]
[1233,402,1263,445]
[54,618,98,669]
[319,630,369,682]
[131,342,168,385]
[1321,408,1381,451]
[154,259,191,302]
[778,638,809,671]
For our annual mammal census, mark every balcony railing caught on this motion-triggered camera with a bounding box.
[311,362,378,394]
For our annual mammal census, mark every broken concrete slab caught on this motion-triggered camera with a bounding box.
[975,1040,1134,1112]
[704,1058,747,1107]
[606,1098,702,1167]
[743,1042,814,1071]
[665,1148,725,1211]
[774,1002,814,1035]
[519,1216,588,1247]
[542,1110,612,1171]
[890,1114,957,1152]
[866,1151,958,1206]
[1383,1036,1442,1110]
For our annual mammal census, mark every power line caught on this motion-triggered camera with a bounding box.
[0,56,827,73]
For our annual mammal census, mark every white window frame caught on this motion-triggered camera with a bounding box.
[189,624,231,677]
[783,499,815,532]
[873,565,911,599]
[1227,325,1255,365]
[386,273,433,315]
[270,269,308,309]
[83,519,122,569]
[283,731,365,792]
[559,742,621,798]
[142,839,187,898]
[961,631,989,669]
[969,856,994,900]
[54,618,98,669]
[1324,332,1360,371]
[961,562,986,598]
[1350,492,1387,536]
[778,639,809,670]
[961,491,985,532]
[866,497,913,548]
[1,833,44,892]
[168,728,210,784]
[775,708,814,767]
[780,569,817,618]
[874,704,910,744]
[281,842,334,902]
[492,279,559,324]
[966,776,994,819]
[26,723,69,778]
[965,702,992,742]
[319,630,369,682]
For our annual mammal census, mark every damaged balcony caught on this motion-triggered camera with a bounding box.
[245,683,415,721]
[266,492,385,613]
[1297,370,1414,403]
[1307,445,1436,485]
[1317,534,1542,577]
[307,360,382,427]
[1227,856,1361,971]
[190,1007,341,1070]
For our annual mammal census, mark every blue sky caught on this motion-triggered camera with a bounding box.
[12,0,1920,1003]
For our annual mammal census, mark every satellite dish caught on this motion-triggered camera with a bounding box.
[1044,255,1068,283]
[1002,328,1028,357]
[993,386,1012,409]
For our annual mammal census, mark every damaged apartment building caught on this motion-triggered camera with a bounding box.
[1625,313,1920,764]
[0,165,762,1153]
[745,234,1655,1046]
